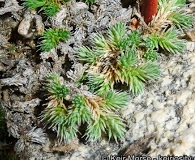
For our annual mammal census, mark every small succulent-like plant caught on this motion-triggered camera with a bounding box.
[24,0,70,17]
[24,0,95,17]
[41,73,128,142]
[144,28,185,54]
[77,22,160,95]
[40,28,70,52]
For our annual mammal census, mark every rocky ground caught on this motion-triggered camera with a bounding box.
[0,0,195,159]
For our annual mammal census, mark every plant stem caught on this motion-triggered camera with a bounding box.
[141,0,158,24]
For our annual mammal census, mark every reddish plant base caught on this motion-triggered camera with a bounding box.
[141,0,158,24]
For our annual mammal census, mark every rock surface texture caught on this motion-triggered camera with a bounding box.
[0,0,195,159]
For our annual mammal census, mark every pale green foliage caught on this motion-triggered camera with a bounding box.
[94,35,109,55]
[43,2,59,17]
[40,28,70,52]
[118,51,137,68]
[157,29,184,53]
[24,0,61,17]
[103,114,126,141]
[77,22,187,94]
[42,74,128,142]
[43,105,67,128]
[144,34,159,50]
[42,105,78,142]
[86,115,106,141]
[86,74,111,95]
[77,47,96,63]
[124,31,141,51]
[158,0,185,12]
[77,22,160,95]
[24,0,95,17]
[104,91,128,110]
[108,22,126,49]
[68,95,91,126]
[158,0,192,29]
[143,50,158,61]
[169,12,192,29]
[147,0,190,54]
[57,123,77,142]
[24,0,45,9]
[86,114,126,142]
[145,29,184,54]
[119,52,160,94]
[46,74,69,99]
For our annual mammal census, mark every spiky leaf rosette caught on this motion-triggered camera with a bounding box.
[86,113,126,142]
[40,28,70,52]
[42,74,76,142]
[118,51,160,94]
[23,0,70,17]
[41,102,77,142]
[42,104,67,128]
[123,30,141,51]
[86,74,112,95]
[24,0,95,17]
[77,47,96,63]
[108,22,126,49]
[43,2,59,17]
[24,0,59,17]
[42,73,128,142]
[150,0,192,31]
[144,29,185,54]
[104,91,128,110]
[46,74,70,100]
[104,114,126,141]
[67,95,92,126]
[77,22,160,95]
